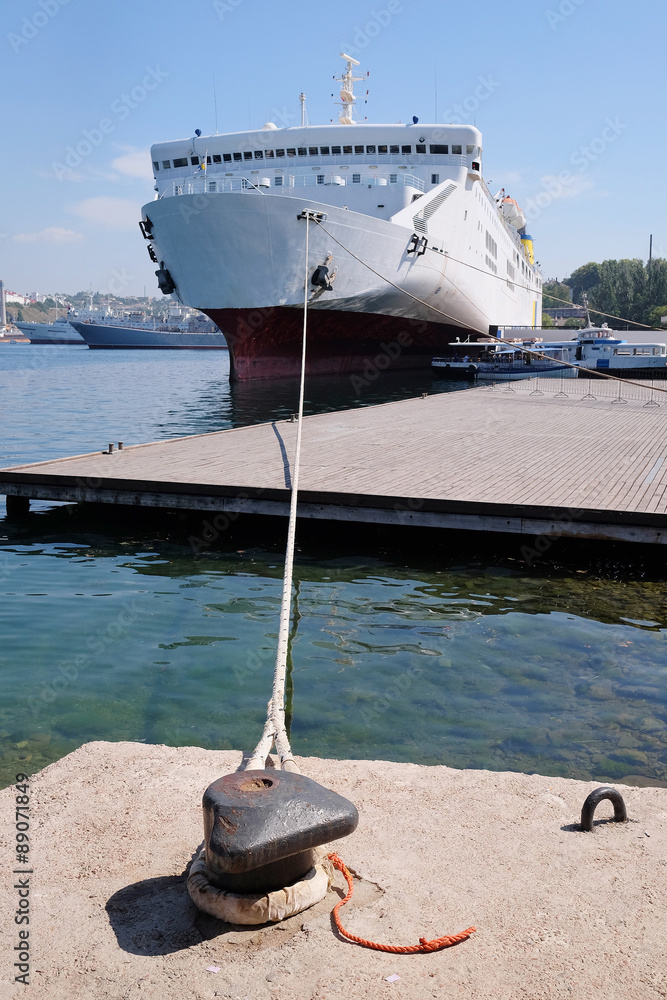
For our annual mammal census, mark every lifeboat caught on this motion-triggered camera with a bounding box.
[501,197,526,231]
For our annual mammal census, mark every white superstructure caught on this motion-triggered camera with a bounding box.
[141,56,543,380]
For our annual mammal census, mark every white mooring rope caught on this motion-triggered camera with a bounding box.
[245,216,311,773]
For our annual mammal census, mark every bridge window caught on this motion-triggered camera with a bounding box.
[275,149,285,157]
[378,145,388,154]
[212,154,221,163]
[331,145,341,154]
[265,149,274,159]
[298,147,307,156]
[191,156,199,165]
[320,146,330,155]
[390,145,399,154]
[366,145,376,154]
[416,144,426,153]
[355,145,364,154]
[173,157,188,167]
[343,145,353,154]
[467,145,475,154]
[233,152,242,161]
[254,150,263,159]
[287,148,296,157]
[402,145,411,154]
[309,146,318,155]
[430,145,448,154]
[222,153,232,162]
[452,145,462,154]
[160,160,169,169]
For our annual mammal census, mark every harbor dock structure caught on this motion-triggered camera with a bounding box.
[2,381,667,545]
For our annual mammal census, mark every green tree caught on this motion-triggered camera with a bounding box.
[563,318,584,329]
[564,262,600,305]
[542,281,571,309]
[647,305,667,329]
[541,312,555,328]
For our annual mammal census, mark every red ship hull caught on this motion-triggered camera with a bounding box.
[206,306,461,381]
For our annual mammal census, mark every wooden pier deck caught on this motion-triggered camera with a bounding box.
[2,380,667,544]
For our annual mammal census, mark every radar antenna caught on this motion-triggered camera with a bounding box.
[335,53,364,125]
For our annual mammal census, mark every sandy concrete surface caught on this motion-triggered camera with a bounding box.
[1,742,666,1000]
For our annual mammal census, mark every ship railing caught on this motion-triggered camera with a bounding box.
[165,172,426,198]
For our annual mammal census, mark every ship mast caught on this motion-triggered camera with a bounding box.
[336,52,363,125]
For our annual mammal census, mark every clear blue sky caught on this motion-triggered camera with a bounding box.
[0,0,664,297]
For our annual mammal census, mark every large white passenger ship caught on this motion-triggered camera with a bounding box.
[141,56,543,380]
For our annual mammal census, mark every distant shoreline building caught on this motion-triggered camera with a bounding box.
[543,306,586,326]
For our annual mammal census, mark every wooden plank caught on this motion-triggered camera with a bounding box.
[3,384,667,542]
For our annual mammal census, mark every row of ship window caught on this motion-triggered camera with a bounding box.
[153,144,477,170]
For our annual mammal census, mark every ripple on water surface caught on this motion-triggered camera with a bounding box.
[1,349,666,788]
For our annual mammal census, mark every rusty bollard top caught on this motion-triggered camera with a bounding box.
[203,769,359,882]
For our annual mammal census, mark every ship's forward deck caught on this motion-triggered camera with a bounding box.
[2,383,667,544]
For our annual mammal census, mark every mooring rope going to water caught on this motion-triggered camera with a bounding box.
[245,215,312,774]
[234,218,477,951]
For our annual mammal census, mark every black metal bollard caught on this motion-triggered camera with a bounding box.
[202,769,358,893]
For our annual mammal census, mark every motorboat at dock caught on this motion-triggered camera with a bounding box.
[432,338,577,379]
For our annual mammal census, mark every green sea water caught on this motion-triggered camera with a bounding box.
[1,348,666,788]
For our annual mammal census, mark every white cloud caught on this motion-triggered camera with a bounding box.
[110,148,153,180]
[539,173,595,200]
[13,227,84,244]
[67,196,140,231]
[36,168,84,183]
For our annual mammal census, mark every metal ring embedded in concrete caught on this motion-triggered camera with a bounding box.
[187,851,332,924]
[580,786,628,832]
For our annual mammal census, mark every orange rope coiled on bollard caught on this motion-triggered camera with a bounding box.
[327,853,476,954]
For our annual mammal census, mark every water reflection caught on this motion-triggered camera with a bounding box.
[1,512,666,789]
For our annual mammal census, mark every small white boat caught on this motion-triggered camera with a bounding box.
[543,324,667,377]
[15,316,85,345]
[432,340,577,379]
